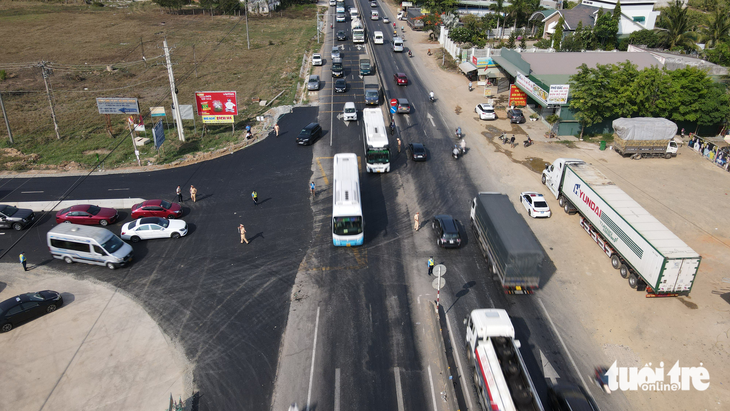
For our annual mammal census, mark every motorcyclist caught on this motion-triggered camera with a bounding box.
[525,136,533,146]
[408,50,412,57]
[460,139,466,153]
[429,91,435,101]
[452,145,460,158]
[456,126,462,138]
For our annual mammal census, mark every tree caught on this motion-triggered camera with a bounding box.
[422,14,443,41]
[552,16,564,50]
[631,66,674,118]
[696,82,730,129]
[507,29,517,48]
[626,29,663,48]
[705,41,730,65]
[489,0,506,36]
[656,0,698,52]
[422,0,459,14]
[519,29,527,48]
[594,9,618,49]
[219,0,240,14]
[449,27,473,44]
[153,0,185,12]
[700,6,730,48]
[569,63,615,137]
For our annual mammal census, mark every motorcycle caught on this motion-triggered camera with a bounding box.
[498,133,507,144]
[524,138,533,147]
[452,146,460,159]
[455,128,462,139]
[594,367,612,394]
[429,93,435,103]
[408,50,413,58]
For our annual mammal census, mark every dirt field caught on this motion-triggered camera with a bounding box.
[0,1,317,170]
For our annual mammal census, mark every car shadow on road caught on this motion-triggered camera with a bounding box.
[60,292,75,306]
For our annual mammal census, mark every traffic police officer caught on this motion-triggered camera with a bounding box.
[428,256,434,275]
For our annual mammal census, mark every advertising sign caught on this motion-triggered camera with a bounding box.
[515,73,549,106]
[150,107,166,117]
[202,115,235,124]
[470,55,495,69]
[547,85,570,105]
[96,98,139,115]
[195,91,238,116]
[172,105,195,120]
[153,120,165,149]
[509,85,527,107]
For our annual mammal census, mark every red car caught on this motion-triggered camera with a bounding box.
[55,204,119,226]
[394,72,408,86]
[131,199,183,219]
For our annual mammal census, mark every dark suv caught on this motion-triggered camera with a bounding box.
[296,123,323,145]
[507,109,526,124]
[432,215,462,248]
[0,204,36,231]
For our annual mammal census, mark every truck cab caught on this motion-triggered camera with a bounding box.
[541,158,584,199]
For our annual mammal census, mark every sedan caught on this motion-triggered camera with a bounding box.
[383,16,390,23]
[56,204,118,226]
[409,143,427,161]
[370,1,377,7]
[336,30,347,41]
[1,290,63,333]
[393,72,408,86]
[312,53,323,66]
[307,75,320,91]
[432,215,462,248]
[507,108,526,123]
[331,46,341,60]
[520,192,552,218]
[397,98,411,114]
[131,199,182,219]
[121,217,188,242]
[334,78,347,93]
[475,103,497,120]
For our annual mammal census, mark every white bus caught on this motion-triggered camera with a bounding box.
[332,153,364,246]
[362,108,390,173]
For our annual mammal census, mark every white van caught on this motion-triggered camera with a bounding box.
[343,102,357,121]
[48,224,133,270]
[329,0,336,6]
[371,10,379,20]
[373,31,384,44]
[392,37,404,52]
[350,9,359,19]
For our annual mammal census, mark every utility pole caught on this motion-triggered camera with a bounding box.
[193,44,198,78]
[163,39,185,142]
[245,1,250,50]
[0,92,13,144]
[141,36,147,66]
[39,61,61,140]
[317,9,320,44]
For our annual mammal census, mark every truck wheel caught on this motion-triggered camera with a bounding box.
[558,196,566,208]
[611,255,621,269]
[665,153,672,159]
[466,344,472,362]
[564,203,571,214]
[503,359,520,377]
[620,264,630,279]
[628,273,639,289]
[509,381,534,405]
[541,174,546,185]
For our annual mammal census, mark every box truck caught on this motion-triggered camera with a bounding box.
[612,118,679,159]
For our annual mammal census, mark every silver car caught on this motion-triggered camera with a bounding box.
[307,75,320,91]
[331,47,341,60]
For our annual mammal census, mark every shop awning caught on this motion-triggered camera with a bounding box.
[459,61,478,73]
[478,68,500,77]
[492,55,522,77]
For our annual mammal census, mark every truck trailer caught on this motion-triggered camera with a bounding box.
[612,117,679,159]
[465,309,544,411]
[542,158,701,296]
[470,193,545,294]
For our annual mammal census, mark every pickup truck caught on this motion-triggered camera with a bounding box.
[0,204,36,230]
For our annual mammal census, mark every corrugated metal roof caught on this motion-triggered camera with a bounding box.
[521,52,662,75]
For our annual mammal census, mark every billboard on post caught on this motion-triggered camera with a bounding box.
[195,91,237,124]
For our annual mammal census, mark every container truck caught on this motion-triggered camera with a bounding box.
[470,193,545,294]
[541,158,701,296]
[612,117,679,159]
[363,77,380,105]
[465,309,544,411]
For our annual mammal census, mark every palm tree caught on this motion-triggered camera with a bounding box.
[489,0,506,38]
[656,0,699,51]
[700,6,730,48]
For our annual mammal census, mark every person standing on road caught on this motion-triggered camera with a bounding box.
[190,185,198,203]
[19,252,27,271]
[397,137,402,153]
[310,182,316,196]
[390,121,395,136]
[238,224,249,244]
[176,186,183,203]
[414,212,420,231]
[428,256,434,276]
[252,190,258,205]
[274,123,280,137]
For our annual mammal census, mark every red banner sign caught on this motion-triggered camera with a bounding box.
[195,91,238,116]
[509,85,527,107]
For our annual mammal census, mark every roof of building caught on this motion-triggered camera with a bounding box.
[561,4,601,30]
[522,51,663,75]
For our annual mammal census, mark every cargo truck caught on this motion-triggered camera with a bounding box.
[352,18,365,43]
[612,117,679,159]
[470,193,545,294]
[465,309,544,411]
[363,77,380,105]
[541,158,701,296]
[359,54,374,76]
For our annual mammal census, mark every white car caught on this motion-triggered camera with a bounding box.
[312,53,323,66]
[121,217,188,242]
[475,103,496,120]
[397,11,405,20]
[520,192,552,218]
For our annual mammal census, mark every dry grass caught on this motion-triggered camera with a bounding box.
[0,1,318,170]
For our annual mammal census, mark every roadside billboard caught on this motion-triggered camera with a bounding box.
[509,85,527,107]
[195,91,237,124]
[547,85,570,105]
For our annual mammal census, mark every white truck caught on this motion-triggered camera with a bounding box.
[542,158,701,296]
[352,18,365,43]
[465,309,543,411]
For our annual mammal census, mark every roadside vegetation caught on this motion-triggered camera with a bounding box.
[0,1,318,171]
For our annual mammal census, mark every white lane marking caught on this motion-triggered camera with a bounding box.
[394,367,405,411]
[306,306,321,411]
[428,365,438,411]
[107,188,129,191]
[334,368,341,411]
[21,191,43,194]
[445,311,474,409]
[537,298,588,389]
[426,112,435,127]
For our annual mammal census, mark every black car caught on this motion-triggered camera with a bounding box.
[409,143,427,161]
[432,215,462,248]
[1,290,63,332]
[507,109,526,124]
[331,61,344,77]
[548,383,600,411]
[296,122,323,145]
[336,30,347,41]
[0,204,36,231]
[334,78,347,93]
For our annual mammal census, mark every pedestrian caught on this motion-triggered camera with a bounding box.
[414,212,420,231]
[428,256,434,276]
[19,251,27,271]
[176,185,183,203]
[310,182,316,196]
[190,185,198,203]
[469,81,473,91]
[397,137,402,153]
[390,122,395,136]
[252,190,258,205]
[238,224,249,244]
[274,123,280,137]
[510,135,516,147]
[681,128,685,137]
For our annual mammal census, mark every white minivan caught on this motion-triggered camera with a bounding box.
[373,31,384,44]
[343,102,357,121]
[48,224,133,269]
[392,37,404,52]
[371,10,379,20]
[350,9,359,19]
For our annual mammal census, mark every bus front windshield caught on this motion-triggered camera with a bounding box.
[333,216,363,236]
[367,149,389,164]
